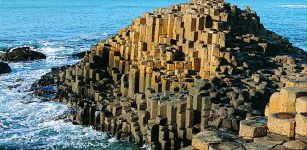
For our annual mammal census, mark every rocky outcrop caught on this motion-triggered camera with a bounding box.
[33,0,307,149]
[0,62,11,74]
[0,46,46,62]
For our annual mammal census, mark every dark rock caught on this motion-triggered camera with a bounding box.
[72,51,88,58]
[0,46,46,62]
[0,62,11,74]
[231,119,239,131]
[7,84,21,89]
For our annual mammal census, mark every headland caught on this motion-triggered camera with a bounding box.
[32,0,307,149]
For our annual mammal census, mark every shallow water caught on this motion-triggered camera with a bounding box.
[0,0,306,149]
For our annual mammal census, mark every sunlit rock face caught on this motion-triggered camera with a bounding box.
[33,0,307,149]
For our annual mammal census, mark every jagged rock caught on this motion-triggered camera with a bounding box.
[0,62,11,74]
[0,46,46,61]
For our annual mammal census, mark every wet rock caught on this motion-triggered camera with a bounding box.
[0,46,46,62]
[7,84,21,89]
[0,62,11,74]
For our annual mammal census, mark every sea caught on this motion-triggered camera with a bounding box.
[0,0,306,149]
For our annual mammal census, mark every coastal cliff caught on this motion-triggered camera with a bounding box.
[33,0,307,149]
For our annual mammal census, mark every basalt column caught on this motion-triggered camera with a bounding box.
[128,67,140,98]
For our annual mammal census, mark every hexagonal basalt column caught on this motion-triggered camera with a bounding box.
[267,112,296,138]
[239,116,267,138]
[295,112,307,137]
[296,97,307,113]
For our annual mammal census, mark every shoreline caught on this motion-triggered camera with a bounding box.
[32,0,307,149]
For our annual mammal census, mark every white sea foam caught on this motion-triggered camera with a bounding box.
[101,32,108,37]
[108,137,118,143]
[279,5,307,9]
[40,46,65,53]
[141,144,149,149]
[0,42,117,149]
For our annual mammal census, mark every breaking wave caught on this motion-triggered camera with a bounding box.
[0,35,133,149]
[279,5,307,9]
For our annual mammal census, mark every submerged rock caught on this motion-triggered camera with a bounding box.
[0,62,11,74]
[0,46,46,62]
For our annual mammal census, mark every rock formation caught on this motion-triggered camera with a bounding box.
[265,80,307,138]
[0,62,11,74]
[0,46,46,62]
[33,0,307,149]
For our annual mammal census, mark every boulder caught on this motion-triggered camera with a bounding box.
[0,46,46,61]
[0,62,11,74]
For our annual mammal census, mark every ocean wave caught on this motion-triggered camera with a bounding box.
[0,32,107,54]
[1,119,110,149]
[279,5,307,9]
[108,137,118,143]
[0,43,42,52]
[40,46,66,53]
[0,36,115,149]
